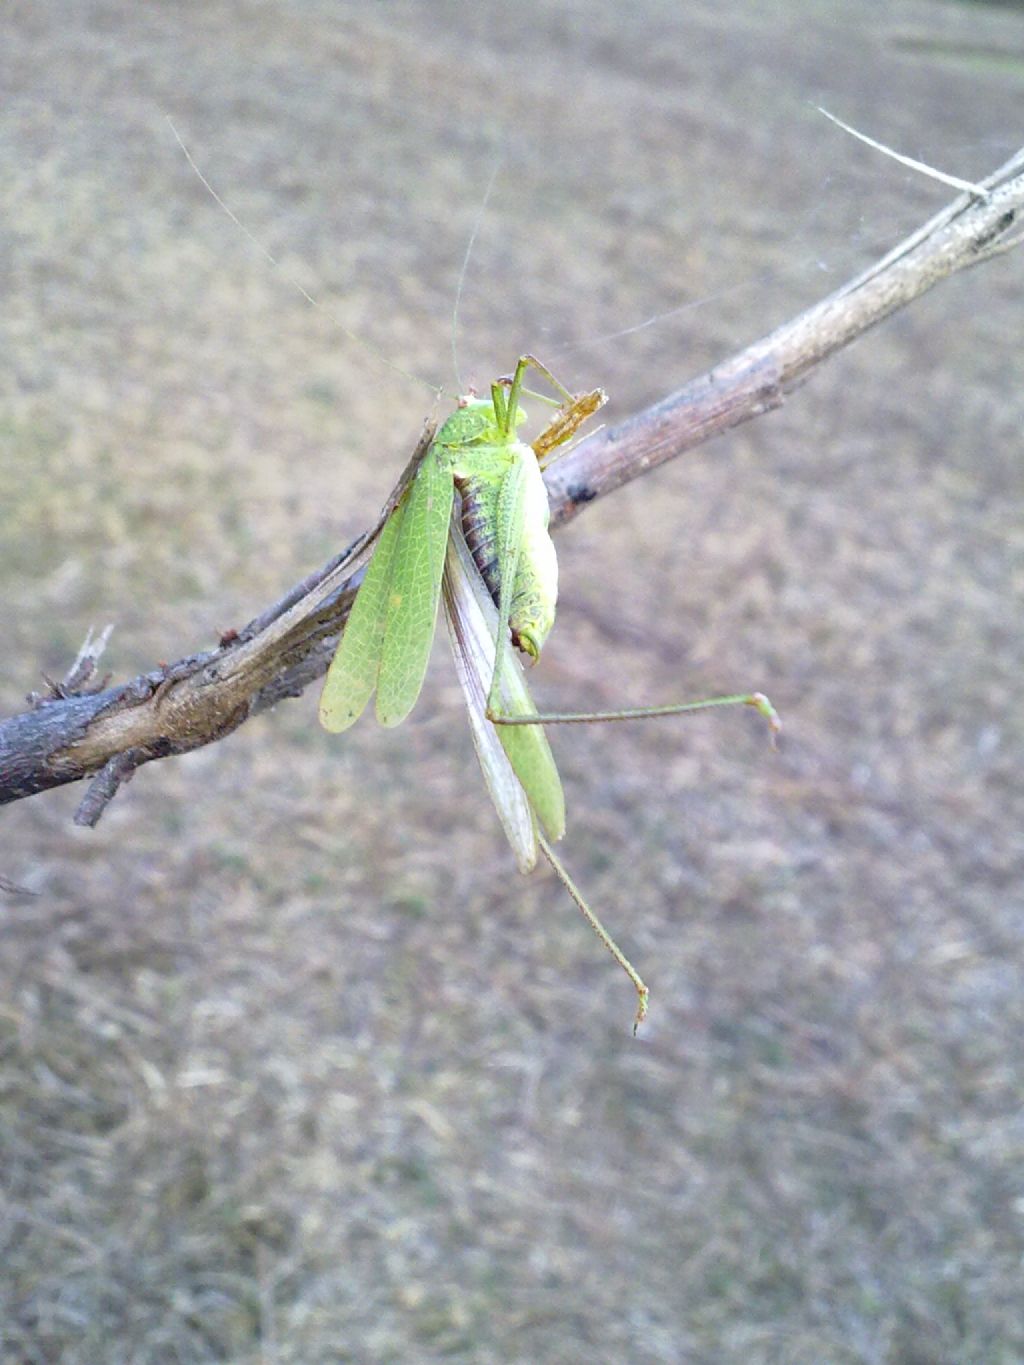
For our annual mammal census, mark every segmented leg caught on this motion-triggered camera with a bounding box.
[538,832,649,1033]
[492,691,782,743]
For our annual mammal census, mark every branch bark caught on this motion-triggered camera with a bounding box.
[2,146,1022,820]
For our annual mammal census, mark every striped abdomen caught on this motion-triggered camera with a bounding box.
[456,454,557,661]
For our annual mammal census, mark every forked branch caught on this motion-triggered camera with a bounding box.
[2,144,1022,821]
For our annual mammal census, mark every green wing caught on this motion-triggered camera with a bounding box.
[319,488,410,732]
[319,448,453,732]
[376,449,454,726]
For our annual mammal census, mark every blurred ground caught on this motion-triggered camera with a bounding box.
[2,1,1023,1361]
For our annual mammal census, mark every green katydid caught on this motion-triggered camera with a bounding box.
[320,354,779,1030]
[164,125,777,1027]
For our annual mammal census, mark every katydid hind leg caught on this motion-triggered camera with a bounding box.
[538,833,649,1033]
[492,691,782,742]
[484,456,529,718]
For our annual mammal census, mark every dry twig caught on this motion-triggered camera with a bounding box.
[1,145,1021,822]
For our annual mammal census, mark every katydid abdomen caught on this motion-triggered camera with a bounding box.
[456,446,557,662]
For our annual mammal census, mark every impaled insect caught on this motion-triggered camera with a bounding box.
[319,354,778,1030]
[164,125,775,1027]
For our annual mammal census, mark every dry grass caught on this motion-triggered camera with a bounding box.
[2,0,1023,1361]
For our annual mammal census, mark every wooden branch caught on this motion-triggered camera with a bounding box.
[546,145,1024,522]
[2,146,1021,819]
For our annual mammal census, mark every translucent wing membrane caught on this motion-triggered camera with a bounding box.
[442,516,565,867]
[443,523,536,873]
